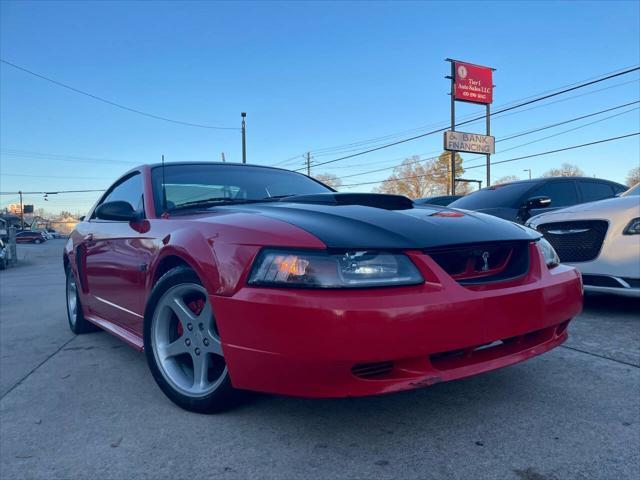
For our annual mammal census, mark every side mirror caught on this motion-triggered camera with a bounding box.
[524,196,551,210]
[95,201,142,222]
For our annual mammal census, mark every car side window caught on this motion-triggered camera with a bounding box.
[530,181,578,208]
[92,173,144,219]
[578,181,615,202]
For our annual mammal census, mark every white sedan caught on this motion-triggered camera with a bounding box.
[527,184,640,297]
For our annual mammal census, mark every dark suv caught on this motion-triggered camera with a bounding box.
[448,177,626,223]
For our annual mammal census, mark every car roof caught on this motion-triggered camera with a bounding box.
[493,176,624,187]
[137,161,294,173]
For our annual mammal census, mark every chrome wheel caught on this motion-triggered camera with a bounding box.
[151,283,226,398]
[66,273,78,327]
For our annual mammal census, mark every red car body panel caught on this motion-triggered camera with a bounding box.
[65,165,583,398]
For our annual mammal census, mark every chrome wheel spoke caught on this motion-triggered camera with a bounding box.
[205,336,224,356]
[162,339,189,359]
[192,353,209,389]
[171,297,196,329]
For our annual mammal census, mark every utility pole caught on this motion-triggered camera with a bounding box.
[449,61,456,196]
[18,190,24,229]
[221,152,226,162]
[241,112,247,163]
[306,152,311,176]
[486,103,491,187]
[523,168,532,180]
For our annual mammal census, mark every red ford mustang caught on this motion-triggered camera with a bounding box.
[64,162,583,413]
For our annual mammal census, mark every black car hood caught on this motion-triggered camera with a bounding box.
[221,193,539,249]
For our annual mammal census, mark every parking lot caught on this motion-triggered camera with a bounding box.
[0,239,638,480]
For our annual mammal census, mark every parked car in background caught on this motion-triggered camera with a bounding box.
[527,183,640,297]
[16,231,46,244]
[0,239,7,269]
[63,162,582,413]
[35,230,54,240]
[448,177,626,223]
[46,228,61,238]
[414,195,462,206]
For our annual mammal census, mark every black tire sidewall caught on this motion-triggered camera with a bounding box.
[65,264,97,334]
[143,266,237,414]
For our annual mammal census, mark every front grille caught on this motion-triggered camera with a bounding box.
[351,361,394,379]
[425,241,529,284]
[537,220,608,262]
[430,325,561,371]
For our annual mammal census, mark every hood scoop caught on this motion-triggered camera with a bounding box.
[282,193,413,210]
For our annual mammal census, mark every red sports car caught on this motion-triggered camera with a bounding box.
[64,162,583,413]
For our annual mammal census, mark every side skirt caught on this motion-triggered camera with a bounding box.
[86,314,144,351]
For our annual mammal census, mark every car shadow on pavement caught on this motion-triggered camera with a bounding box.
[583,293,640,315]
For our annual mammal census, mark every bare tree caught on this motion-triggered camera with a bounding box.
[494,175,520,184]
[314,173,342,190]
[375,153,468,198]
[543,163,584,177]
[626,166,640,187]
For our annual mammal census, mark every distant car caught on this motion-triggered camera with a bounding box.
[0,239,7,269]
[46,228,61,238]
[527,183,640,297]
[35,230,54,240]
[448,177,626,223]
[414,195,462,206]
[16,231,46,244]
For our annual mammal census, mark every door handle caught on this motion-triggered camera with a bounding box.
[84,234,94,242]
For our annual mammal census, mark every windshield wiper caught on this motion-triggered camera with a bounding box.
[171,197,258,211]
[170,194,297,212]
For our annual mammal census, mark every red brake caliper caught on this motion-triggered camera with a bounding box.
[176,298,205,337]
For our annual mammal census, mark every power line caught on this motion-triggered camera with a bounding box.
[0,58,239,130]
[461,105,639,168]
[0,189,105,195]
[465,132,640,171]
[333,100,639,181]
[299,66,640,171]
[322,79,639,173]
[0,148,137,165]
[285,64,640,159]
[340,132,640,187]
[1,173,110,180]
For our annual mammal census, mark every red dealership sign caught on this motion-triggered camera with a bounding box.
[454,62,493,104]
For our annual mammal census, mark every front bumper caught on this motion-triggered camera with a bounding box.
[213,244,583,397]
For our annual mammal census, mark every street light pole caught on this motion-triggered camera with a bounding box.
[523,168,532,180]
[241,112,247,164]
[18,190,24,229]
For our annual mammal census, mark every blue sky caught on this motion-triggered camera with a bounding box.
[1,0,639,214]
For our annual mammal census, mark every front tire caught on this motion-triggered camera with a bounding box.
[34,238,42,244]
[144,266,240,413]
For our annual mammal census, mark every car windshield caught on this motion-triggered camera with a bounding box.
[621,183,639,196]
[151,164,332,214]
[449,182,534,209]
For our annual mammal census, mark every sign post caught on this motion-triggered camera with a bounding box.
[445,59,495,194]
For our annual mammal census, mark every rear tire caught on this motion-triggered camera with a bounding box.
[65,264,99,334]
[144,266,241,413]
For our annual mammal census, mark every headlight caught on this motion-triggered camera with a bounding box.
[537,238,560,268]
[623,217,640,235]
[248,249,424,288]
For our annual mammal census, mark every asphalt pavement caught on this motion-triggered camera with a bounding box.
[1,239,638,480]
